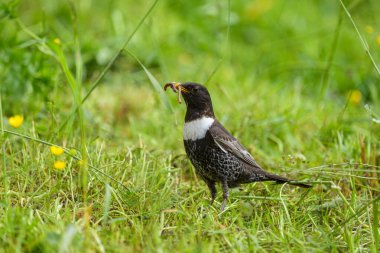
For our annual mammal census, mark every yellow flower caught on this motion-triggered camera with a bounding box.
[348,90,362,105]
[376,35,380,45]
[54,160,66,170]
[53,38,61,45]
[8,115,24,128]
[50,146,64,156]
[365,26,374,34]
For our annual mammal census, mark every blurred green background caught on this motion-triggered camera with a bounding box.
[2,0,379,160]
[1,0,379,140]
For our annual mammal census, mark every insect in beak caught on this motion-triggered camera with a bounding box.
[164,82,188,103]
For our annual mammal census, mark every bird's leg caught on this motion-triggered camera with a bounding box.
[220,180,229,211]
[205,180,217,205]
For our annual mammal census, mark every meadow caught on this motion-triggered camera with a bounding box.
[0,0,379,252]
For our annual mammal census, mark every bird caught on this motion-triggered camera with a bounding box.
[164,82,311,211]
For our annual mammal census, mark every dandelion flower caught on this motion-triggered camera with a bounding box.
[53,38,61,45]
[348,90,362,105]
[365,26,374,34]
[50,146,64,156]
[8,115,24,128]
[54,160,66,170]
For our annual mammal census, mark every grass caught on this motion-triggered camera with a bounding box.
[1,0,379,252]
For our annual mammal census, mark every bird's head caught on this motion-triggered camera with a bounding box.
[164,82,215,121]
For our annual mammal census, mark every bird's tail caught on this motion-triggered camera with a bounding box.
[265,173,312,188]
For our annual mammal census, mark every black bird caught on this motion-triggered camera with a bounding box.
[164,82,311,211]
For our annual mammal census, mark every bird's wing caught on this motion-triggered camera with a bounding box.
[209,121,263,169]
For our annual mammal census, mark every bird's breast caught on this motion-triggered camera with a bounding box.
[183,116,214,141]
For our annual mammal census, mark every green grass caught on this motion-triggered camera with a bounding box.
[1,0,379,252]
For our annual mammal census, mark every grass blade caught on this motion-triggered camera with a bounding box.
[59,224,77,253]
[338,0,380,76]
[125,49,173,112]
[57,0,160,133]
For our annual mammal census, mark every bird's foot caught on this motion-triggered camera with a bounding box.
[220,199,227,212]
[220,180,229,212]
